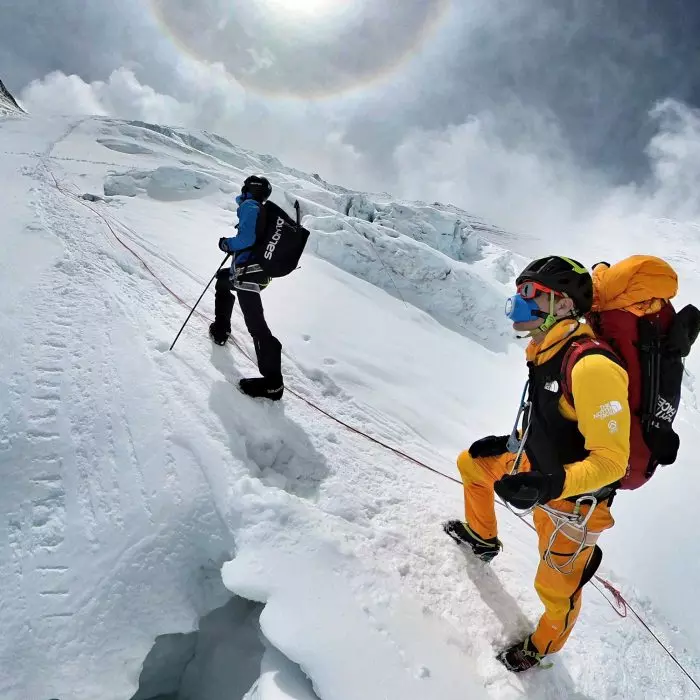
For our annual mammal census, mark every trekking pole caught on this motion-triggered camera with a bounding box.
[169,254,230,351]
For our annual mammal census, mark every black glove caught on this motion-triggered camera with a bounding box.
[494,471,565,509]
[469,435,510,459]
[218,237,230,253]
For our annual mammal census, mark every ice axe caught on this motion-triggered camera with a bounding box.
[169,253,230,351]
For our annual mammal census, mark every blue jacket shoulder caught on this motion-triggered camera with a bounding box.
[224,199,261,253]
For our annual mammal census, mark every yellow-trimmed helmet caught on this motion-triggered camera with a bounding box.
[516,255,593,313]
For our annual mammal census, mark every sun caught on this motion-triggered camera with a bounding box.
[259,0,349,21]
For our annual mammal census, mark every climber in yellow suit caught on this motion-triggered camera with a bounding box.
[444,255,632,672]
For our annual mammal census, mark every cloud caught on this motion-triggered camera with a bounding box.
[21,70,163,121]
[644,99,700,219]
[18,66,368,191]
[0,0,159,89]
[335,0,700,180]
[6,0,700,177]
[390,96,700,263]
[389,107,605,242]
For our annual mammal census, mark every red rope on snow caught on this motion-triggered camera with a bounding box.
[46,164,700,694]
[597,577,628,617]
[46,170,201,313]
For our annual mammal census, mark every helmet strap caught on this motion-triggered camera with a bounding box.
[536,293,558,334]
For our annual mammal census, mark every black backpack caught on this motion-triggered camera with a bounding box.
[247,200,310,278]
[562,297,700,490]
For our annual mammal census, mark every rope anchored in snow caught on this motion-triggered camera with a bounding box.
[46,163,700,696]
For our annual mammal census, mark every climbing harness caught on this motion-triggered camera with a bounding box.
[232,260,264,293]
[502,380,603,574]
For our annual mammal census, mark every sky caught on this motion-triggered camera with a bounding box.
[3,0,700,245]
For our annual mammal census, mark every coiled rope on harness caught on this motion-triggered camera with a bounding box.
[502,382,609,576]
[46,165,700,696]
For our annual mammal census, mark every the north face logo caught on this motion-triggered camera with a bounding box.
[655,397,677,423]
[594,400,623,420]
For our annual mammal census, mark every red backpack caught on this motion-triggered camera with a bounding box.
[560,258,700,490]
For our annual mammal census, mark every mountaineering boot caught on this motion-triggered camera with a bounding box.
[209,323,230,346]
[496,637,549,673]
[443,520,502,563]
[239,376,284,401]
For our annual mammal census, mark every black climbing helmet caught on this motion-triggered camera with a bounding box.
[516,255,593,313]
[241,175,272,202]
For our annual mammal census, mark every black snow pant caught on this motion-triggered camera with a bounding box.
[214,267,282,383]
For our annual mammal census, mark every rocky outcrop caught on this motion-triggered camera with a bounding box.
[0,78,23,113]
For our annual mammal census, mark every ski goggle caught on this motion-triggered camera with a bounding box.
[516,280,562,300]
[505,294,542,322]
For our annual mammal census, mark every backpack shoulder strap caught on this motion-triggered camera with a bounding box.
[561,338,621,407]
[254,200,268,240]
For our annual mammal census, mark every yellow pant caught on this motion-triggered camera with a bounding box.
[456,450,614,655]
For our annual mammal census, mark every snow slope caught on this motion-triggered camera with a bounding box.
[0,112,699,700]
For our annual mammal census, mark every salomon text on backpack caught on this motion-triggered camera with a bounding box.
[561,256,700,490]
[251,200,310,278]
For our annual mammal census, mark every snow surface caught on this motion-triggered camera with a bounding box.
[0,112,699,699]
[243,641,320,700]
